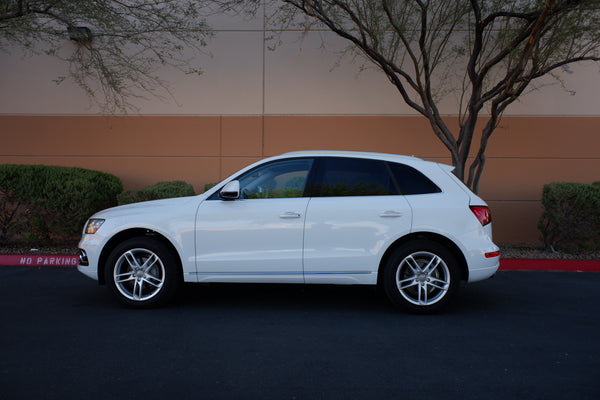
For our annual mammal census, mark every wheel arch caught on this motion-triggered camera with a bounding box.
[377,232,468,287]
[97,228,183,285]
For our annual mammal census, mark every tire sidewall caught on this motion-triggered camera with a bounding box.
[383,240,460,313]
[105,237,181,308]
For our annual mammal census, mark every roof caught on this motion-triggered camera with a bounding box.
[280,150,423,162]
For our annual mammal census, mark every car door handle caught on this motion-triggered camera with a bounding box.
[380,210,403,218]
[280,211,302,219]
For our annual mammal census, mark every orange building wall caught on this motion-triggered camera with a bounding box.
[1,114,599,244]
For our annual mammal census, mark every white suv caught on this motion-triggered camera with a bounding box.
[78,151,499,312]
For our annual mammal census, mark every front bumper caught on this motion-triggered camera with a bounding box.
[77,234,103,281]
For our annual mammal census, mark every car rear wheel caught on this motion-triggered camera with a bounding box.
[383,240,460,313]
[105,237,181,308]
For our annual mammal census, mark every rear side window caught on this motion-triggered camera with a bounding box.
[389,162,441,195]
[313,158,398,197]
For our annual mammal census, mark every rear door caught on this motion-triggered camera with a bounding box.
[303,157,412,284]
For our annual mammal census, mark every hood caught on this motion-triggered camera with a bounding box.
[91,195,202,219]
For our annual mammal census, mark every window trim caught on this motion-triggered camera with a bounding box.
[207,155,441,200]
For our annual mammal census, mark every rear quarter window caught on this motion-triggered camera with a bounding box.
[389,162,441,195]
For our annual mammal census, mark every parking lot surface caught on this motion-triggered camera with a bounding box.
[1,266,599,400]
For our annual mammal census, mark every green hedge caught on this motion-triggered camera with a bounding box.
[0,164,123,245]
[538,182,600,252]
[118,181,195,205]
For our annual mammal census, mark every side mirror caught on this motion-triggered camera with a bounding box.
[219,180,240,200]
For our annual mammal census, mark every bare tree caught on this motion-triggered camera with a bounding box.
[0,1,212,112]
[217,0,600,192]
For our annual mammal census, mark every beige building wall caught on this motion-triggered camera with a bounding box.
[1,6,599,244]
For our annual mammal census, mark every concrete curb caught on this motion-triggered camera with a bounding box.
[1,253,599,271]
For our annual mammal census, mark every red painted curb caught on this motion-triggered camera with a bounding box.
[0,254,79,267]
[499,258,600,272]
[1,254,599,271]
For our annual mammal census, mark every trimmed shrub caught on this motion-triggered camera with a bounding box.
[0,164,123,245]
[118,181,195,205]
[538,182,600,252]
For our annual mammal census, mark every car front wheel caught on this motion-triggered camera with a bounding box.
[383,240,460,313]
[105,237,181,308]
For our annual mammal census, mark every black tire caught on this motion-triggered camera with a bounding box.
[383,240,460,313]
[105,237,181,308]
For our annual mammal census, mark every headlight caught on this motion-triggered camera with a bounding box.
[85,219,105,234]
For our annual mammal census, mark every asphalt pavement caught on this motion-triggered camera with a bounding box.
[1,266,599,400]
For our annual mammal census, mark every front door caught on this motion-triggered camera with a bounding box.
[193,158,314,283]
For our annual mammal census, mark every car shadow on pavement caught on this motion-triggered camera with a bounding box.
[178,282,391,312]
[176,280,504,315]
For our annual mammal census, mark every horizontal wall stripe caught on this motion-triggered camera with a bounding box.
[2,114,598,244]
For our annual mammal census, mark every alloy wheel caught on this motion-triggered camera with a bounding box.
[113,248,166,301]
[395,251,451,306]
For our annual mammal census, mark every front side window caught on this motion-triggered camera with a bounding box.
[313,157,397,197]
[237,158,314,199]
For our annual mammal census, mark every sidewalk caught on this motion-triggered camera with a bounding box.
[1,252,599,271]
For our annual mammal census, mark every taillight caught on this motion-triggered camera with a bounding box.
[470,205,492,226]
[485,250,500,258]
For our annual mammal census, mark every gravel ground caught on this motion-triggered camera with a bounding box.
[1,242,598,260]
[0,246,80,255]
[0,240,80,255]
[497,243,600,260]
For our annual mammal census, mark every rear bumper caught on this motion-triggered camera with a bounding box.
[468,258,500,283]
